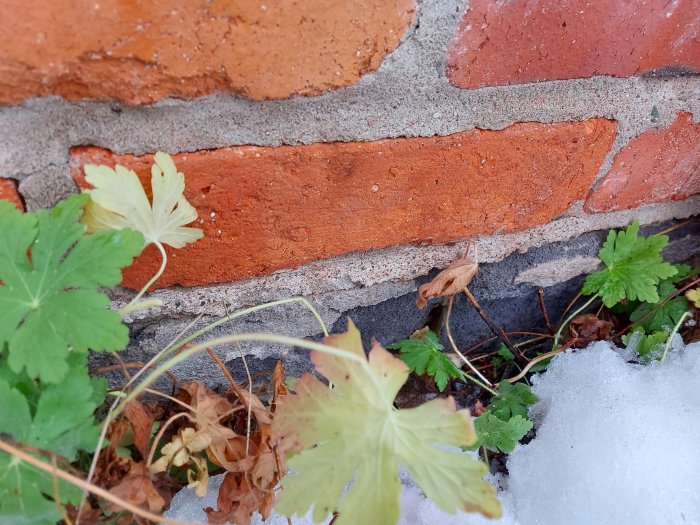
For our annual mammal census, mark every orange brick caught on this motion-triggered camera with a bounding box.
[586,112,700,213]
[0,178,23,210]
[447,0,700,89]
[71,119,616,289]
[0,0,415,104]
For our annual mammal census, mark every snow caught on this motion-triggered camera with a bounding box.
[165,339,700,525]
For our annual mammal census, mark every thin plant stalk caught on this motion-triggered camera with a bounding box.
[445,296,495,389]
[660,312,691,362]
[0,438,201,525]
[124,240,168,308]
[81,296,329,522]
[146,412,192,467]
[119,333,379,412]
[553,295,598,348]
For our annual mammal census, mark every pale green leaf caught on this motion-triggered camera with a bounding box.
[82,152,204,248]
[273,320,501,525]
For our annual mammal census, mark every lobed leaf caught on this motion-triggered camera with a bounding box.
[82,152,204,248]
[488,382,538,421]
[0,356,105,524]
[630,280,688,333]
[0,196,143,383]
[387,328,463,391]
[582,221,677,307]
[273,320,501,525]
[468,413,533,453]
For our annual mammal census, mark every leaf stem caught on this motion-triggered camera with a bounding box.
[118,333,377,413]
[125,241,167,308]
[118,297,163,316]
[553,295,598,348]
[660,311,691,362]
[445,296,496,393]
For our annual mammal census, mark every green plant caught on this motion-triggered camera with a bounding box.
[0,196,143,383]
[468,413,533,454]
[387,327,464,391]
[0,196,143,524]
[0,153,204,525]
[467,381,537,454]
[629,265,690,333]
[554,221,689,350]
[582,221,677,307]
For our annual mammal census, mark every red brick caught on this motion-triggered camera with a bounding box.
[0,178,23,210]
[447,0,700,89]
[0,0,415,105]
[71,119,616,289]
[585,112,700,213]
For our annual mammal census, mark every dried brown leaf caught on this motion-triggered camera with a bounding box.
[416,256,478,309]
[569,313,613,348]
[124,400,154,460]
[108,461,167,524]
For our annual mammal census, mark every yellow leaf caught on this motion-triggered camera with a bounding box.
[272,320,501,525]
[82,152,203,248]
[686,288,700,308]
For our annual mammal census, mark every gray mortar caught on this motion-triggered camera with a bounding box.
[1,0,699,202]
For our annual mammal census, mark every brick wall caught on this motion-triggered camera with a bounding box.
[1,0,698,375]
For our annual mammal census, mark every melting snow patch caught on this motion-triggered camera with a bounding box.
[165,340,700,525]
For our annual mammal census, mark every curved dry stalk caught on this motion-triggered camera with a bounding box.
[51,453,72,525]
[0,438,201,525]
[445,296,494,388]
[235,341,254,457]
[501,341,574,385]
[553,295,598,348]
[83,296,330,520]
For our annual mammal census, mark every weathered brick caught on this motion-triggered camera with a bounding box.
[0,178,23,210]
[0,0,415,105]
[71,119,616,289]
[586,112,700,213]
[447,0,700,89]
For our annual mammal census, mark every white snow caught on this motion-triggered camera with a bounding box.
[165,339,700,525]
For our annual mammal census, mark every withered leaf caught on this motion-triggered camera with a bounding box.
[569,313,613,348]
[124,400,154,460]
[108,461,167,524]
[417,256,478,309]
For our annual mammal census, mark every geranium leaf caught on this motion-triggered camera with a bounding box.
[82,152,204,248]
[273,320,501,525]
[0,196,143,383]
[387,328,463,391]
[582,221,677,307]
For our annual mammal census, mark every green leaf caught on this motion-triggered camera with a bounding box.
[273,321,502,525]
[622,329,668,360]
[0,195,143,383]
[629,280,689,333]
[667,263,692,284]
[488,381,538,421]
[496,343,515,362]
[0,357,102,525]
[387,328,463,391]
[582,221,677,307]
[467,413,533,453]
